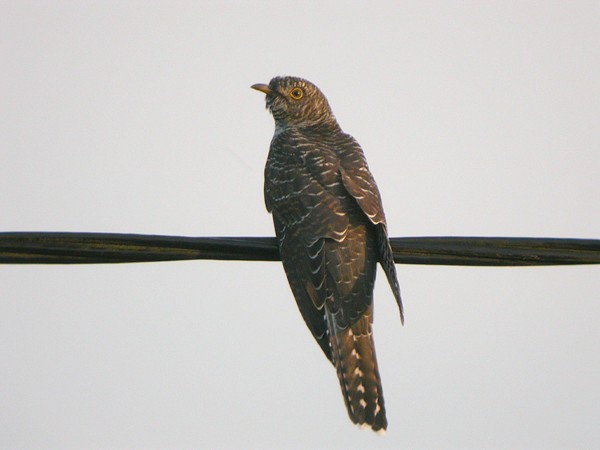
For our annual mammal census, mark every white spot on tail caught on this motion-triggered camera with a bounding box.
[376,428,386,436]
[359,399,367,408]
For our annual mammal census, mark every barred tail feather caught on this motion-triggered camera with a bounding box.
[326,304,387,433]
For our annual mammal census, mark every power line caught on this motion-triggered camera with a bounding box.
[1,232,599,266]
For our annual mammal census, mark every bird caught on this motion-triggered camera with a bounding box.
[251,76,403,434]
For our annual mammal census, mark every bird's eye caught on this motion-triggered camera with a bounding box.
[289,88,304,100]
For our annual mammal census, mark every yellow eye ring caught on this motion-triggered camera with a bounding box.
[289,87,304,100]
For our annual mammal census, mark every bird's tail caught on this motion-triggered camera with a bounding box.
[325,303,387,434]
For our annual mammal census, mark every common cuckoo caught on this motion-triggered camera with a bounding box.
[252,76,403,433]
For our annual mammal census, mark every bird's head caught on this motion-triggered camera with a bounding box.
[251,76,336,128]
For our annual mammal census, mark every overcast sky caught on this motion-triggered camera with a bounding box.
[1,1,599,449]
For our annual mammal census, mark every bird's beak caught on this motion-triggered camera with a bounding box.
[251,83,273,95]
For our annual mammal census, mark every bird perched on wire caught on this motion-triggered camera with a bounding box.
[252,76,403,434]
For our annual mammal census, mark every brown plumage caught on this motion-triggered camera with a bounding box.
[252,76,403,433]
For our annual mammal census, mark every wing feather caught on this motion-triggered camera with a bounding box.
[337,136,404,322]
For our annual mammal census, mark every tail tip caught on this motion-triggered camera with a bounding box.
[357,422,387,436]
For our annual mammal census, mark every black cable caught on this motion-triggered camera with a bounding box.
[1,232,599,266]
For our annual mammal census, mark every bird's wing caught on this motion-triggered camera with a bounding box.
[265,135,350,361]
[337,137,404,323]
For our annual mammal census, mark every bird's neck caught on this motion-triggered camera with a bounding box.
[274,116,341,135]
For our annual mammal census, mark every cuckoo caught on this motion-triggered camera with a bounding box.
[252,76,403,433]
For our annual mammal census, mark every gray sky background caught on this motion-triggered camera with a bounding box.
[1,1,599,449]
